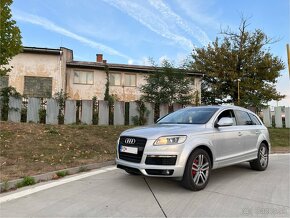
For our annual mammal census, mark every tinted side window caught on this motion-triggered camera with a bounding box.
[249,113,261,125]
[235,110,252,125]
[217,109,236,125]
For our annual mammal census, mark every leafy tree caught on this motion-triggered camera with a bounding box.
[140,60,195,105]
[0,0,22,76]
[190,18,285,110]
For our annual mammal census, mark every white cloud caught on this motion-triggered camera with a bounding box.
[148,0,211,46]
[102,0,195,50]
[158,55,169,65]
[127,59,134,65]
[175,0,222,30]
[13,9,131,60]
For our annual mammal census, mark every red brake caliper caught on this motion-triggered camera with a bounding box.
[192,159,198,176]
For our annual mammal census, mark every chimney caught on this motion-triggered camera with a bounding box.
[103,60,107,64]
[96,54,103,63]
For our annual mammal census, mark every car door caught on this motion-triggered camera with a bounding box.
[213,109,244,165]
[234,110,259,156]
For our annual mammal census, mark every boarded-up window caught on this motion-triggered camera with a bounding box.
[24,76,52,98]
[73,71,94,84]
[0,76,9,89]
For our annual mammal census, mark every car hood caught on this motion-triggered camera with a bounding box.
[120,124,207,139]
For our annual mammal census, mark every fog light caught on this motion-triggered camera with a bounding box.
[165,170,170,175]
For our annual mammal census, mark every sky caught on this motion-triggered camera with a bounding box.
[11,0,290,106]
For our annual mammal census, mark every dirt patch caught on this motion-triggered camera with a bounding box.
[0,122,131,181]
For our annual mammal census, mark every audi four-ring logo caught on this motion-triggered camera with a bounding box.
[125,138,136,144]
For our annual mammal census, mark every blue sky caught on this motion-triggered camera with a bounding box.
[11,0,289,106]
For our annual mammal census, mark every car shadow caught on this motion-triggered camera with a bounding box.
[116,162,256,191]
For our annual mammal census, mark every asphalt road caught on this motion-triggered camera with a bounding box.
[0,154,289,217]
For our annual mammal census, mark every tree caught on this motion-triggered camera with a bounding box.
[140,60,195,105]
[190,18,285,110]
[0,0,22,76]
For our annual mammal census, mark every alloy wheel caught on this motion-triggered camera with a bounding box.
[259,146,268,167]
[191,154,209,185]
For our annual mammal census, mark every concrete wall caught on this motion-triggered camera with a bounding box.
[7,52,64,96]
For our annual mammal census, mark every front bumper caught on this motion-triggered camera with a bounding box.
[116,138,187,177]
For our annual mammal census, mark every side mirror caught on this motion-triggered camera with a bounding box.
[215,117,234,127]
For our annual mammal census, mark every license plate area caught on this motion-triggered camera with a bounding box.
[120,145,138,154]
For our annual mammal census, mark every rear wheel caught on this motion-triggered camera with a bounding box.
[182,149,211,191]
[250,143,269,171]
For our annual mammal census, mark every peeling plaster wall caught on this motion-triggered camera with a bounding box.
[110,73,147,101]
[66,70,148,101]
[8,53,63,96]
[66,69,201,102]
[66,68,107,100]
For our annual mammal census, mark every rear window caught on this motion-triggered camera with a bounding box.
[235,110,252,125]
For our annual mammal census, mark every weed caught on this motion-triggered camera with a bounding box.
[56,171,68,177]
[45,127,59,134]
[16,176,36,188]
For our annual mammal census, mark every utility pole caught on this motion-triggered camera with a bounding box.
[238,79,241,105]
[287,44,290,77]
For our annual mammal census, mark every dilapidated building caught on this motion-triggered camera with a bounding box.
[3,46,203,102]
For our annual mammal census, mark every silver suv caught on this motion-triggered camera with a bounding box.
[116,106,270,191]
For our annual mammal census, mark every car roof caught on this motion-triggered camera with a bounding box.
[184,105,254,114]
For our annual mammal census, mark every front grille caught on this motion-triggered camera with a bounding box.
[118,136,147,163]
[145,155,177,165]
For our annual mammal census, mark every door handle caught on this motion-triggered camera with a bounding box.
[238,132,243,136]
[255,131,260,135]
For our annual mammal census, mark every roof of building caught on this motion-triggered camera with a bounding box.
[67,61,203,76]
[21,46,203,76]
[23,46,62,55]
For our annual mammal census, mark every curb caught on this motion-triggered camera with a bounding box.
[0,160,115,192]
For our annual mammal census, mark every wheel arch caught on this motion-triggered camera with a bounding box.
[261,140,270,152]
[189,145,214,168]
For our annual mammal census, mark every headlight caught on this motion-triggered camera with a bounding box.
[154,135,187,145]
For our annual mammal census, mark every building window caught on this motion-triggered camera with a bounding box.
[24,76,52,98]
[74,71,94,85]
[124,74,136,87]
[109,73,121,86]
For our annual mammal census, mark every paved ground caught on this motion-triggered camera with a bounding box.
[0,154,289,217]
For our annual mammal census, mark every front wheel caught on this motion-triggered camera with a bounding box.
[181,149,211,191]
[250,143,269,171]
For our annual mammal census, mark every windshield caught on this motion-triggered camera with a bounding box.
[158,107,219,124]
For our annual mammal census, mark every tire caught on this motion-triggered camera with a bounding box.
[181,149,211,191]
[250,143,269,171]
